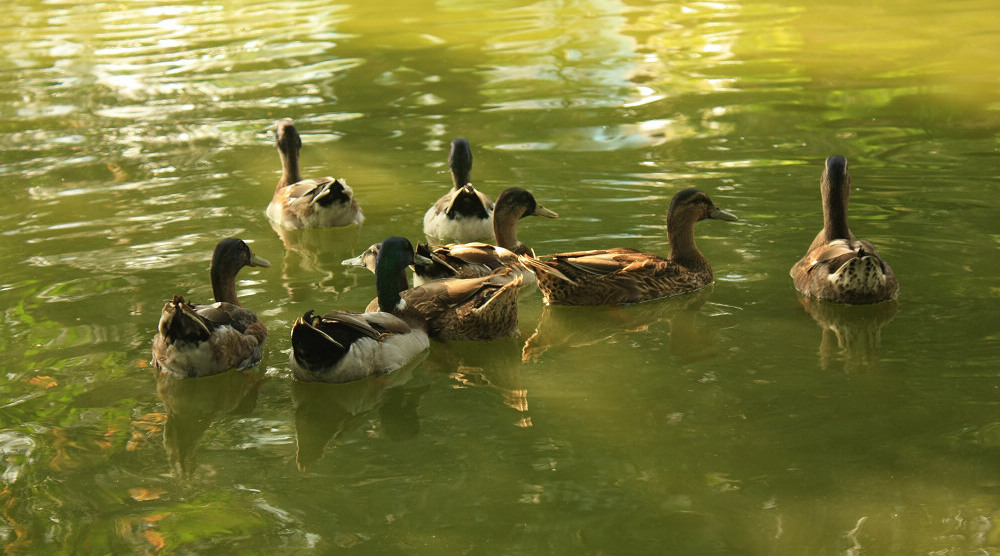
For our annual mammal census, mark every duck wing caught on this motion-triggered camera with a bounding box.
[291,310,428,383]
[401,268,523,340]
[414,242,517,283]
[539,248,654,276]
[423,185,495,242]
[153,296,267,377]
[270,178,363,228]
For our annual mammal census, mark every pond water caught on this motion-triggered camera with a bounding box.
[1,0,998,553]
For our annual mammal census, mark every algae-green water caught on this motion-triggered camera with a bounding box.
[1,0,998,553]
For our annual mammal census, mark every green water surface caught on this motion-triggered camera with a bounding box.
[1,0,998,554]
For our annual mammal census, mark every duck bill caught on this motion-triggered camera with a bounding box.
[709,207,738,222]
[532,204,559,219]
[250,254,271,268]
[341,253,367,267]
[413,252,434,266]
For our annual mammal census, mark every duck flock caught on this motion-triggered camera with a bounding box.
[151,118,899,383]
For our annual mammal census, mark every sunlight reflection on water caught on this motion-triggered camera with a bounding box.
[0,0,998,553]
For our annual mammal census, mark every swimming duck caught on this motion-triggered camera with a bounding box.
[346,237,524,341]
[292,238,430,383]
[413,187,559,285]
[152,239,270,378]
[790,155,898,304]
[290,310,429,384]
[267,118,364,229]
[519,189,737,305]
[423,138,494,242]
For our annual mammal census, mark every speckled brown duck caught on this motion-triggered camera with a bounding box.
[152,239,270,378]
[790,155,898,304]
[519,189,737,306]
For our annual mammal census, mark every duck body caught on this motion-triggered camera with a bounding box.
[290,310,429,383]
[423,138,494,242]
[790,155,898,304]
[377,268,524,341]
[413,242,518,286]
[520,189,737,306]
[291,237,431,383]
[345,237,523,341]
[414,187,559,286]
[267,118,364,229]
[152,239,270,378]
[524,247,713,306]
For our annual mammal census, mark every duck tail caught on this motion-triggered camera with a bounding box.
[517,254,577,285]
[159,296,212,343]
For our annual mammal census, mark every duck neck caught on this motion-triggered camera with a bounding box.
[668,216,706,268]
[211,270,241,306]
[822,190,851,241]
[277,149,302,190]
[493,211,523,253]
[451,168,471,190]
[376,266,407,313]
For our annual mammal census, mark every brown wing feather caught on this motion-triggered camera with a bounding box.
[528,249,711,306]
[791,238,898,303]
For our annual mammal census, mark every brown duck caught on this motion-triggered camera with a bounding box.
[414,187,558,285]
[152,239,270,377]
[790,155,898,304]
[520,189,737,305]
[267,118,364,229]
[346,237,523,341]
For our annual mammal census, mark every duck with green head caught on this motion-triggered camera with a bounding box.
[290,237,431,383]
[344,237,523,341]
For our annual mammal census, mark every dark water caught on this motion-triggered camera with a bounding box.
[1,0,998,553]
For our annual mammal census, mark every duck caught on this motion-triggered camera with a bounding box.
[790,155,898,304]
[266,118,364,229]
[290,310,430,384]
[152,239,270,378]
[345,237,524,341]
[423,138,494,242]
[519,189,737,305]
[292,238,431,383]
[413,187,559,285]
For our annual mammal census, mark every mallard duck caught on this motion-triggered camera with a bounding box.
[519,189,737,305]
[290,310,430,384]
[790,155,898,304]
[413,187,558,285]
[346,237,523,341]
[266,118,364,229]
[423,138,494,242]
[152,239,270,378]
[292,238,430,383]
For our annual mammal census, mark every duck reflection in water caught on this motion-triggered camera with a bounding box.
[798,297,898,372]
[522,286,718,363]
[427,336,531,427]
[292,353,427,472]
[155,368,265,478]
[268,220,365,302]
